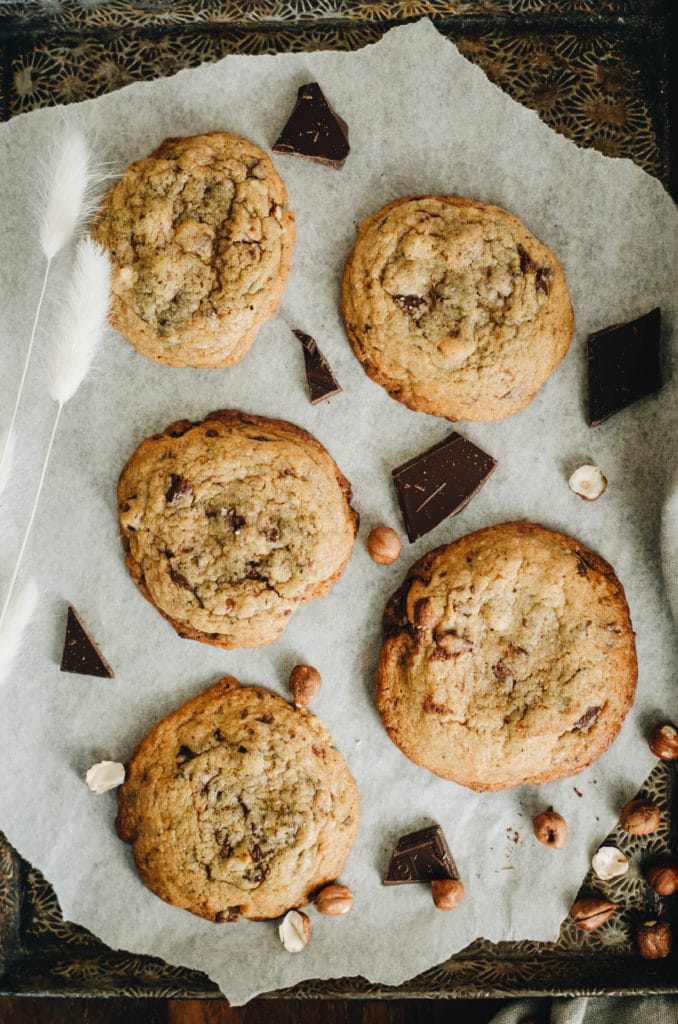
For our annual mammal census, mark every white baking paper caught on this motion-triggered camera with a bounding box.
[0,20,676,1005]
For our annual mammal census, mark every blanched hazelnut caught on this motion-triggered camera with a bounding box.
[532,810,567,850]
[278,910,311,952]
[288,664,322,707]
[620,799,661,835]
[431,878,465,910]
[568,465,607,501]
[637,919,672,960]
[367,526,401,565]
[85,761,125,794]
[314,883,353,916]
[591,846,629,882]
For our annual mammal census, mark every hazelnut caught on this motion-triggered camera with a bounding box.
[645,859,678,897]
[591,846,629,882]
[532,810,567,850]
[570,896,616,931]
[288,664,322,707]
[84,761,125,794]
[648,722,678,761]
[431,878,465,911]
[568,464,607,501]
[367,526,401,565]
[314,883,353,916]
[636,919,672,960]
[278,909,311,953]
[620,798,661,835]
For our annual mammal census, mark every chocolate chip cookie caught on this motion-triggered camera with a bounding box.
[342,196,573,421]
[116,676,360,921]
[118,409,358,649]
[91,132,295,368]
[377,522,637,791]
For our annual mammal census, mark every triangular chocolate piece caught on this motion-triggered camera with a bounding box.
[273,82,350,169]
[384,824,459,885]
[60,605,114,678]
[393,432,497,542]
[293,330,342,404]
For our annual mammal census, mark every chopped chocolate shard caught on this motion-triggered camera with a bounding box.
[587,307,662,426]
[535,266,552,295]
[60,605,114,679]
[384,824,459,885]
[222,508,246,532]
[293,329,342,404]
[517,244,537,275]
[215,907,240,923]
[165,474,193,504]
[393,293,425,311]
[393,432,497,542]
[573,705,602,731]
[273,81,350,169]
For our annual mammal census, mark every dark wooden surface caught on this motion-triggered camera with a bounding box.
[0,997,514,1023]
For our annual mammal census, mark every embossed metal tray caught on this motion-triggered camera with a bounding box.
[1,0,676,1000]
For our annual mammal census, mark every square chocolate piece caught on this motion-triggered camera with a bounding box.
[384,824,459,885]
[587,307,661,426]
[393,432,497,542]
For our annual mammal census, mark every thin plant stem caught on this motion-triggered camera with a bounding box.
[0,258,52,473]
[0,402,62,632]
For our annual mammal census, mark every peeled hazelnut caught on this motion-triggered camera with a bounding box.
[645,859,678,896]
[568,465,607,501]
[85,761,125,794]
[648,721,678,761]
[314,883,353,916]
[431,878,465,911]
[570,896,616,931]
[367,526,401,565]
[278,909,311,953]
[591,846,629,882]
[532,810,567,850]
[636,919,672,960]
[288,664,321,707]
[620,798,661,835]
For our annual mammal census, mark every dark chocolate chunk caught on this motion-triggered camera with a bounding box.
[587,307,661,426]
[273,82,350,169]
[60,605,113,679]
[293,329,342,404]
[393,294,425,311]
[572,705,601,731]
[392,432,497,542]
[165,474,193,504]
[517,244,536,275]
[384,824,459,885]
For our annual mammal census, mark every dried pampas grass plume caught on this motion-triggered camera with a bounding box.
[0,579,38,688]
[0,119,98,498]
[0,237,111,653]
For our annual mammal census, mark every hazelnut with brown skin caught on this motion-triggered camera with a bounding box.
[645,859,678,897]
[636,919,672,960]
[648,722,678,761]
[314,884,354,916]
[431,878,465,911]
[620,798,661,835]
[532,810,567,850]
[288,664,322,708]
[367,526,401,565]
[570,896,616,931]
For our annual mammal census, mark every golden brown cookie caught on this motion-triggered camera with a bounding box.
[116,676,360,922]
[342,195,573,421]
[91,132,295,368]
[118,409,358,649]
[377,522,637,791]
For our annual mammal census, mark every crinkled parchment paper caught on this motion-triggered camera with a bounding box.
[0,20,676,1005]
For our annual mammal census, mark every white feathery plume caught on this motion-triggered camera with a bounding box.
[0,428,15,498]
[0,579,38,687]
[0,237,111,645]
[0,120,94,498]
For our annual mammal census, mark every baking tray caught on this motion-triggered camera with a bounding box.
[0,0,676,1000]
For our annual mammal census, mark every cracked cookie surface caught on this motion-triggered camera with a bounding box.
[342,196,573,421]
[91,132,295,368]
[116,676,360,921]
[118,409,358,649]
[377,522,636,791]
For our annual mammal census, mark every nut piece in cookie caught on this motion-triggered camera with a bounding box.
[91,133,295,369]
[115,677,360,922]
[342,195,574,422]
[117,409,358,650]
[376,521,637,791]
